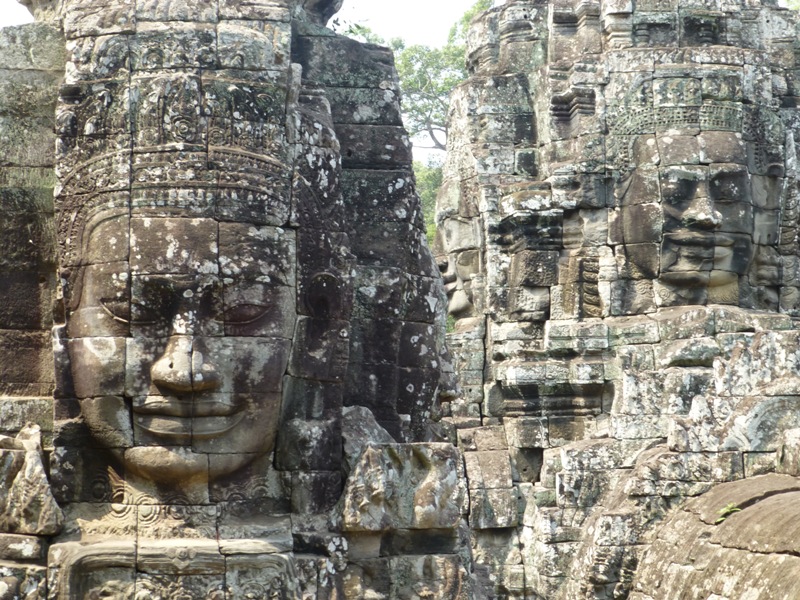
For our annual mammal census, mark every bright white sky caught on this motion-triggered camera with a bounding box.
[0,0,32,25]
[0,0,488,46]
[336,0,486,47]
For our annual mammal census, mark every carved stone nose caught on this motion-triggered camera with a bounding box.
[150,335,220,393]
[440,258,457,284]
[151,335,194,392]
[683,196,722,230]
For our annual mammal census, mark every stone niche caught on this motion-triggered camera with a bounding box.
[437,0,800,597]
[0,0,470,597]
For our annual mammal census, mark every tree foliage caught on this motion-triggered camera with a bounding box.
[392,0,492,151]
[339,22,386,45]
[391,41,465,150]
[341,0,492,151]
[413,157,444,243]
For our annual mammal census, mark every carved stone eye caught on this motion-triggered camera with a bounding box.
[59,84,84,104]
[219,303,269,325]
[99,298,131,323]
[305,273,342,319]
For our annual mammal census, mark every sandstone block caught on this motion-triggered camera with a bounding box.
[469,487,519,529]
[341,443,466,531]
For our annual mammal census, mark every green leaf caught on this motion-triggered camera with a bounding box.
[714,502,742,524]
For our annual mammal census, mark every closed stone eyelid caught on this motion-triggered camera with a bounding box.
[217,303,270,325]
[100,298,162,325]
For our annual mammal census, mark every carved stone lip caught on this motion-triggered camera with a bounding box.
[134,413,247,440]
[132,395,242,418]
[667,231,715,246]
[713,246,734,260]
[667,232,736,248]
[712,235,737,265]
[715,234,735,247]
[191,413,247,439]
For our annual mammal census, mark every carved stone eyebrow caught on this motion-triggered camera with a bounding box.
[661,166,707,182]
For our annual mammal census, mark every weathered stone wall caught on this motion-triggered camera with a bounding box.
[438,0,800,597]
[628,471,800,599]
[0,24,64,593]
[0,1,466,597]
[0,23,63,441]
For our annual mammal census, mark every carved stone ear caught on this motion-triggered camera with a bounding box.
[304,272,342,319]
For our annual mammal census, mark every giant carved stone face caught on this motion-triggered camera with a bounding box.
[67,212,296,484]
[52,4,312,488]
[658,161,753,289]
[614,89,784,309]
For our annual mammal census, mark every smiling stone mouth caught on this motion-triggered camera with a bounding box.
[133,412,247,440]
[667,231,715,245]
[667,231,736,246]
[131,395,246,439]
[663,232,740,267]
[132,395,241,417]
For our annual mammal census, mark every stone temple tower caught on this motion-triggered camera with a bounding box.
[2,0,800,597]
[436,0,800,597]
[0,0,470,597]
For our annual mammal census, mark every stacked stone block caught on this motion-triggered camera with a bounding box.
[0,1,465,597]
[292,28,449,443]
[0,23,63,441]
[438,0,800,597]
[0,22,64,598]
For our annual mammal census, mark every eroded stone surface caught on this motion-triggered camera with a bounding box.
[342,443,466,531]
[0,0,463,596]
[438,0,800,597]
[630,475,800,600]
[0,426,62,536]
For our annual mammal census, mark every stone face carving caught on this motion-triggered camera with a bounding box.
[0,0,466,597]
[437,0,800,598]
[6,0,800,596]
[608,83,784,310]
[53,0,314,500]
